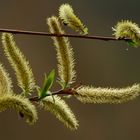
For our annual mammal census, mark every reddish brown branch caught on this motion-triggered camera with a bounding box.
[29,88,76,102]
[0,28,131,41]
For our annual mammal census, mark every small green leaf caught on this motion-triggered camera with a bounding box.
[39,70,55,99]
[40,90,51,100]
[127,40,140,48]
[127,40,138,47]
[43,70,55,91]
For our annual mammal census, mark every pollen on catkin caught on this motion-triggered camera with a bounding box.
[0,63,13,94]
[113,20,140,47]
[59,3,88,35]
[40,95,79,130]
[75,84,140,104]
[1,33,36,95]
[47,16,76,88]
[0,94,38,124]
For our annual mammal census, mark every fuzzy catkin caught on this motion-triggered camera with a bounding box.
[113,20,140,47]
[40,95,79,130]
[1,33,36,95]
[75,84,140,104]
[47,16,76,88]
[0,94,38,124]
[59,3,88,35]
[0,64,12,94]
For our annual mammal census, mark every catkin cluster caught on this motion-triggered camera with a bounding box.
[0,3,139,131]
[113,20,140,47]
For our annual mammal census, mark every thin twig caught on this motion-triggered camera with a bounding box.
[0,28,131,41]
[29,88,76,102]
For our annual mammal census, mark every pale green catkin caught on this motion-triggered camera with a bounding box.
[47,16,76,88]
[75,84,140,104]
[40,95,79,130]
[0,63,13,94]
[113,20,140,47]
[59,3,88,35]
[1,33,36,95]
[0,94,38,124]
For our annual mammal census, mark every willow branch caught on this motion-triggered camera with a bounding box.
[0,28,131,41]
[29,88,76,102]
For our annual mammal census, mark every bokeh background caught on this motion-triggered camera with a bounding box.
[0,0,140,140]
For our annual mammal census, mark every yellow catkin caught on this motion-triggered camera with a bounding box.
[113,20,140,47]
[0,94,38,124]
[0,63,12,94]
[47,16,76,88]
[40,95,79,130]
[1,33,36,95]
[59,3,88,35]
[75,84,140,104]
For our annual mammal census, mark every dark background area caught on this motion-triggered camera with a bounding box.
[0,0,140,140]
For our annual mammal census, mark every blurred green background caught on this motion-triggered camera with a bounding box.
[0,0,140,140]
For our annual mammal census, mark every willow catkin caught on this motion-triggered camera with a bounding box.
[0,63,12,94]
[113,20,140,47]
[75,84,140,104]
[2,33,36,95]
[0,94,38,124]
[47,16,76,88]
[59,3,88,35]
[40,95,78,130]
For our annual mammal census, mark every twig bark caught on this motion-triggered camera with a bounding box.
[29,88,76,102]
[0,28,131,41]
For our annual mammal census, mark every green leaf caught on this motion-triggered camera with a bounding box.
[43,70,55,91]
[39,70,55,99]
[127,40,137,47]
